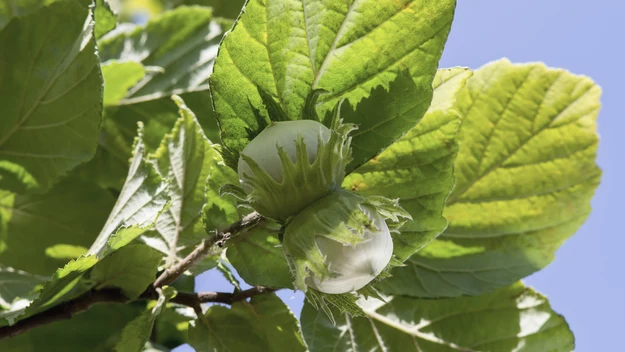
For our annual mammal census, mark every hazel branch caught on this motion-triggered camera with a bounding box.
[153,212,263,288]
[0,212,268,341]
[0,286,277,340]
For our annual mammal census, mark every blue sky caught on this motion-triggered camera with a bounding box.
[180,1,624,351]
[445,1,624,351]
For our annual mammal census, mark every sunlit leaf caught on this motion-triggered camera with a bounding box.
[211,0,456,156]
[378,59,601,297]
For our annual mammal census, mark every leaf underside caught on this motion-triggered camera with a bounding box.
[378,59,601,298]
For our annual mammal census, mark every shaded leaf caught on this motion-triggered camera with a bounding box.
[0,0,57,31]
[90,244,163,298]
[2,127,171,326]
[0,303,144,351]
[231,294,307,352]
[115,286,177,352]
[4,242,159,326]
[142,342,171,352]
[379,59,601,297]
[0,179,115,275]
[0,255,98,326]
[189,293,306,352]
[180,0,246,19]
[188,306,264,351]
[0,0,102,193]
[226,221,293,289]
[153,305,196,349]
[301,282,574,352]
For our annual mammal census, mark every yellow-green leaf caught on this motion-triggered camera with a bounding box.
[378,59,601,297]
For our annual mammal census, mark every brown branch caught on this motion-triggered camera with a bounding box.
[168,286,278,306]
[0,212,271,341]
[0,288,130,340]
[0,286,277,340]
[153,212,263,288]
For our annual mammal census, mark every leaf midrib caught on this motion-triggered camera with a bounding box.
[321,21,452,102]
[364,310,472,351]
[311,0,356,89]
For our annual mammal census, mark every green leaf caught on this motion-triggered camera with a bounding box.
[90,244,163,298]
[0,0,56,31]
[27,255,96,308]
[102,61,147,106]
[343,68,472,261]
[0,191,7,254]
[2,130,171,324]
[95,0,117,39]
[379,59,602,298]
[0,0,103,193]
[226,221,293,288]
[139,96,229,265]
[0,178,115,275]
[98,6,224,104]
[189,293,307,352]
[232,294,307,352]
[115,287,176,352]
[341,71,429,172]
[81,5,227,191]
[153,305,195,349]
[189,306,265,351]
[301,282,574,352]
[0,266,47,309]
[44,244,88,261]
[180,0,246,18]
[0,255,98,326]
[0,302,144,351]
[75,90,220,191]
[87,126,169,258]
[211,0,456,155]
[5,241,160,325]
